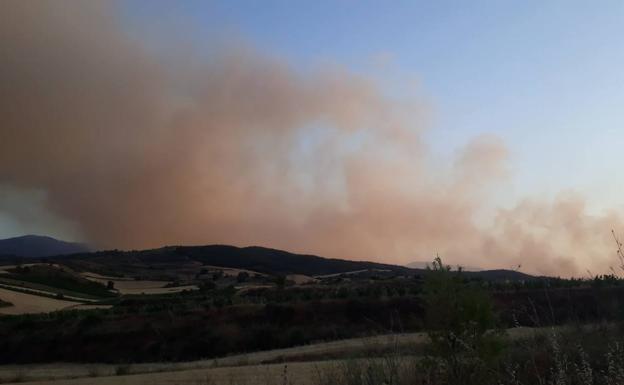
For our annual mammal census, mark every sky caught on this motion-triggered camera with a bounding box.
[139,0,624,210]
[1,1,624,276]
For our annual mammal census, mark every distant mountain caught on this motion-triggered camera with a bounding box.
[406,261,483,272]
[0,235,89,258]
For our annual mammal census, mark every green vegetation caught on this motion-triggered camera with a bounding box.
[55,245,414,280]
[0,276,105,300]
[0,282,83,303]
[305,258,624,385]
[2,258,624,367]
[5,265,116,299]
[309,325,624,385]
[5,249,624,385]
[421,257,503,385]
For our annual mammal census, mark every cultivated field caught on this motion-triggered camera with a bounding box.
[200,265,268,278]
[82,272,198,294]
[286,274,317,284]
[0,287,78,315]
[0,282,97,302]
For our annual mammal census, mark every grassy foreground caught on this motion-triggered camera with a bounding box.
[2,324,624,385]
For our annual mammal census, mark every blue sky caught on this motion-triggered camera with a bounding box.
[122,0,624,213]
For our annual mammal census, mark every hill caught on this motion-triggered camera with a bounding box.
[53,243,535,281]
[0,235,89,258]
[0,236,537,281]
[57,245,413,278]
[174,245,414,276]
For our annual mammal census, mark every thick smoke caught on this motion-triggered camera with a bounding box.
[0,1,621,276]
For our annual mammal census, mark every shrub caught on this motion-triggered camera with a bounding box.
[0,298,12,308]
[421,256,503,384]
[114,364,131,376]
[237,272,250,283]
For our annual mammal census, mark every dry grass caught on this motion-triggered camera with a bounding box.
[0,282,98,302]
[0,333,421,383]
[0,327,561,384]
[81,273,198,294]
[286,274,317,285]
[64,304,113,311]
[200,265,268,278]
[0,287,78,315]
[7,360,335,385]
[115,284,199,295]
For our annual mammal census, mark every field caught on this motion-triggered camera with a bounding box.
[82,272,198,295]
[4,360,333,385]
[0,264,206,318]
[0,286,78,315]
[0,326,596,384]
[0,263,201,316]
[0,333,414,383]
[0,327,553,384]
[0,264,116,299]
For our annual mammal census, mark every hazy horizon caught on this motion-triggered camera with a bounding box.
[2,1,624,276]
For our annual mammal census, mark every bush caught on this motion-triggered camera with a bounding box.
[237,272,250,283]
[201,281,216,291]
[114,364,131,376]
[0,298,12,308]
[421,257,503,384]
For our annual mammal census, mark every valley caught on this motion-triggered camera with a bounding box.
[0,240,623,384]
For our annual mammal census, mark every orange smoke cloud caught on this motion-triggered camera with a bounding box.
[0,1,621,276]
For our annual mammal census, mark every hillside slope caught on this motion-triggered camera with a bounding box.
[58,245,413,277]
[55,244,534,281]
[175,245,413,276]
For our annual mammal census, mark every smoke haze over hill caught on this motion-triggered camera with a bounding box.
[1,1,623,276]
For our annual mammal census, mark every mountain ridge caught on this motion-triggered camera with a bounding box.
[55,243,536,281]
[0,235,89,258]
[0,235,536,281]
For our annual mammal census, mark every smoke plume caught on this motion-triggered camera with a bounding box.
[0,1,621,276]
